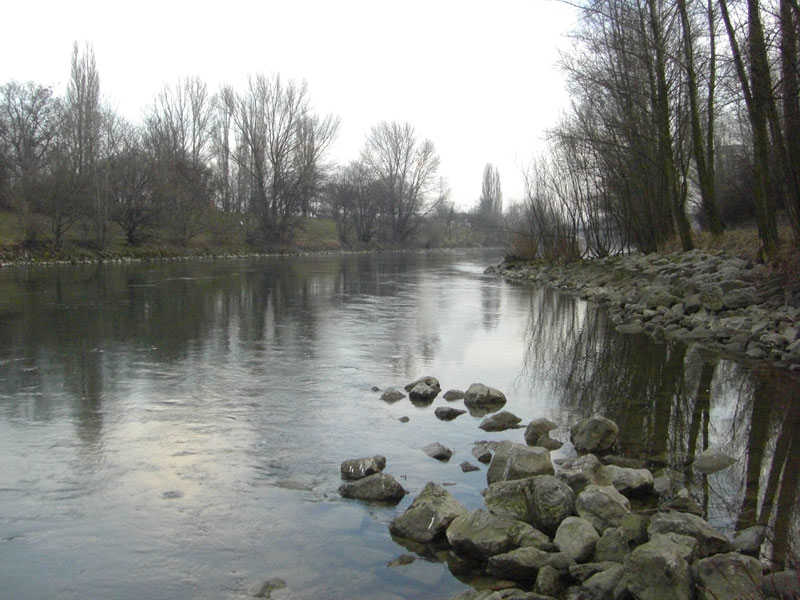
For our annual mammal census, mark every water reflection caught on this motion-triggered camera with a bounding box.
[515,284,800,565]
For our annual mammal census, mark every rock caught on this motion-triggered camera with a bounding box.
[527,476,576,536]
[570,416,619,454]
[692,447,736,474]
[623,536,693,600]
[480,410,523,432]
[487,546,575,581]
[649,533,700,562]
[389,481,467,542]
[524,419,563,450]
[423,442,453,461]
[557,454,609,494]
[484,478,537,523]
[582,563,625,598]
[381,387,406,402]
[338,472,406,502]
[660,488,704,516]
[731,525,766,555]
[405,375,441,393]
[443,389,465,400]
[569,561,625,583]
[435,406,467,421]
[603,464,654,497]
[647,511,731,558]
[399,416,410,423]
[761,570,800,599]
[487,441,554,484]
[461,461,480,473]
[616,323,644,334]
[446,509,542,560]
[251,577,287,598]
[386,553,416,567]
[464,383,508,415]
[534,564,564,597]
[339,455,387,481]
[694,552,762,600]
[593,526,629,563]
[574,485,631,533]
[409,381,439,403]
[619,513,650,546]
[473,441,496,464]
[554,517,600,563]
[371,385,380,392]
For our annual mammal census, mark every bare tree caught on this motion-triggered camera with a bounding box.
[361,121,440,243]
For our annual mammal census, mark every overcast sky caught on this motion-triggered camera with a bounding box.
[1,0,577,210]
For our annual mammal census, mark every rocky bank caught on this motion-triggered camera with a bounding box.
[486,250,800,371]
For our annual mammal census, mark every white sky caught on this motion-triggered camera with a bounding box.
[1,0,577,210]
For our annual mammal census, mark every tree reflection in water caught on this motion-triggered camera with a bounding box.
[515,284,800,567]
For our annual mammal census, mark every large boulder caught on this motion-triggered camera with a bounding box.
[463,383,507,416]
[761,570,800,599]
[338,473,406,502]
[479,410,523,432]
[554,517,600,563]
[340,455,387,481]
[446,509,542,561]
[570,415,619,454]
[483,475,574,537]
[487,547,575,581]
[694,552,762,600]
[623,535,693,600]
[487,441,554,485]
[389,481,467,542]
[581,564,626,599]
[575,485,631,533]
[647,511,731,558]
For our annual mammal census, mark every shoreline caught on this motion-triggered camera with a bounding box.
[487,250,800,372]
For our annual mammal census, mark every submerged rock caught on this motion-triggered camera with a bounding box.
[339,455,386,481]
[479,410,523,432]
[381,387,406,402]
[435,406,467,421]
[338,472,406,502]
[443,389,465,400]
[389,481,467,542]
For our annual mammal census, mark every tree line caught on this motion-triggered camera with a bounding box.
[0,43,450,252]
[512,0,800,260]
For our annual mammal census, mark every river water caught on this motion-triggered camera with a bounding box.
[0,249,797,599]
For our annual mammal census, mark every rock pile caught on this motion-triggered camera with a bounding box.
[488,251,800,370]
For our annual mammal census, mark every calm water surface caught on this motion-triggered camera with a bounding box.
[0,250,797,599]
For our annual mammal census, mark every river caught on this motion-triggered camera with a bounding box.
[0,249,797,599]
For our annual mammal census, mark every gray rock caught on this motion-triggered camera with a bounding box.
[761,570,800,599]
[409,381,439,402]
[647,511,730,558]
[405,375,441,393]
[616,323,644,334]
[473,441,496,464]
[694,552,762,600]
[398,416,410,423]
[574,485,631,533]
[386,553,416,567]
[487,546,576,581]
[557,454,610,494]
[731,525,767,555]
[649,533,700,562]
[582,563,625,598]
[570,416,619,454]
[435,406,467,421]
[593,526,630,563]
[528,476,576,536]
[569,561,626,583]
[446,509,542,560]
[534,564,564,597]
[381,387,406,402]
[554,517,600,563]
[524,419,563,450]
[338,472,406,502]
[692,447,735,474]
[423,442,453,461]
[487,441,554,485]
[603,464,654,497]
[464,383,508,415]
[623,536,693,600]
[389,481,467,542]
[480,410,523,432]
[339,455,387,481]
[251,577,287,598]
[443,389,465,400]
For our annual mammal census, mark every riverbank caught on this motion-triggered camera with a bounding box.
[488,250,800,371]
